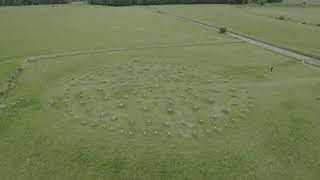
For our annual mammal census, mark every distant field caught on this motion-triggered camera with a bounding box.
[0,3,225,83]
[249,6,320,25]
[282,0,320,4]
[1,3,320,180]
[156,4,320,57]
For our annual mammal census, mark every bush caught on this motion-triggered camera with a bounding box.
[219,27,227,33]
[278,16,285,20]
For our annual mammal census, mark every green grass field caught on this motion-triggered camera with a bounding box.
[249,6,320,25]
[1,3,320,180]
[156,3,320,57]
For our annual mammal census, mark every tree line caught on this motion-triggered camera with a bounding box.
[0,0,282,6]
[88,0,282,6]
[88,0,233,5]
[0,0,70,6]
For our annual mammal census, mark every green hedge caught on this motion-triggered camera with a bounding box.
[0,0,70,6]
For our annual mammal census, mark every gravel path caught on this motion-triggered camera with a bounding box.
[152,8,320,66]
[228,33,320,66]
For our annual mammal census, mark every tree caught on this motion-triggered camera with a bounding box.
[268,0,283,2]
[0,0,70,5]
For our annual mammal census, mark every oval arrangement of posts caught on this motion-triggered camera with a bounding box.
[48,60,254,138]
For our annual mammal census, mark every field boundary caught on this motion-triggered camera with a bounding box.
[30,40,240,62]
[148,7,320,66]
[0,40,239,65]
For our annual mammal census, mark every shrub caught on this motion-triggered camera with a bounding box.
[219,27,227,33]
[17,67,24,72]
[316,24,320,27]
[278,16,285,20]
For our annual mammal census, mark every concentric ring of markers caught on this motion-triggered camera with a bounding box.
[49,61,255,138]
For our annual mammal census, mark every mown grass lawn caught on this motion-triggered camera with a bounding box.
[1,3,320,180]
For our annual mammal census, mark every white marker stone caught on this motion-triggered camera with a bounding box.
[193,105,200,111]
[119,103,124,108]
[143,106,149,112]
[208,98,215,104]
[146,120,151,125]
[48,98,54,107]
[129,120,135,126]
